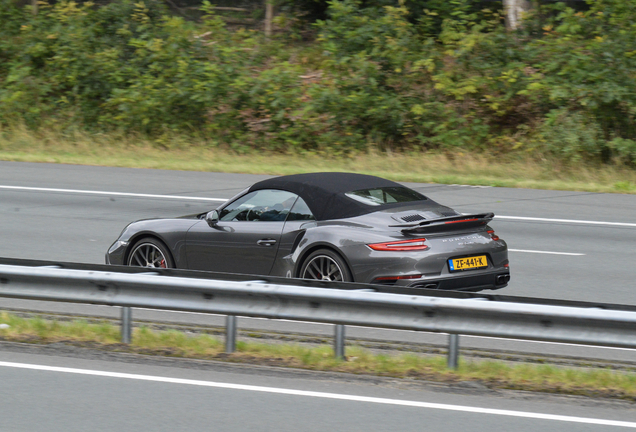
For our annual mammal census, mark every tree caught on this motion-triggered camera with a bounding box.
[264,0,274,37]
[503,0,533,30]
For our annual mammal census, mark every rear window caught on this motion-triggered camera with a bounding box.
[345,187,426,206]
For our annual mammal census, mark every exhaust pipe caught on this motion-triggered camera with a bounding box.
[496,274,510,285]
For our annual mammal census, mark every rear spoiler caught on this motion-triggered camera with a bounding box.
[389,212,495,234]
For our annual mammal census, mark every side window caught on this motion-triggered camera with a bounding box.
[287,197,315,221]
[219,189,298,222]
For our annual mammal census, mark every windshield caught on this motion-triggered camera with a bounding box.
[345,187,426,206]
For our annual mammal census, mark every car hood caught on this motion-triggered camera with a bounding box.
[177,213,205,220]
[116,216,202,242]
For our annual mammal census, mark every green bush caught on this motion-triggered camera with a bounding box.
[521,0,636,144]
[0,0,634,163]
[533,110,605,162]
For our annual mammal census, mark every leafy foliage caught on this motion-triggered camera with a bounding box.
[0,0,635,164]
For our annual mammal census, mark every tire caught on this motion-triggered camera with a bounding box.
[300,249,353,282]
[127,238,175,269]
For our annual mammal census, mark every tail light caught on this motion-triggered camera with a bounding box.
[487,230,500,241]
[368,238,429,251]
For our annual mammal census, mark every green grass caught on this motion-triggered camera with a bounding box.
[1,125,636,193]
[1,312,635,399]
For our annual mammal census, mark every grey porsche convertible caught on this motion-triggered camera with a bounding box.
[106,172,509,291]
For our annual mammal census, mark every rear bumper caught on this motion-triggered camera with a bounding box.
[411,270,510,292]
[373,268,510,292]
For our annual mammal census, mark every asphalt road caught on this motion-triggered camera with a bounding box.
[2,161,635,302]
[1,346,635,432]
[1,161,636,362]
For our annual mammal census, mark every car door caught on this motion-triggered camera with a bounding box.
[270,196,317,277]
[185,189,298,275]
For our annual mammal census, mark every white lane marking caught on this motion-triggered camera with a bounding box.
[3,185,635,228]
[460,334,636,352]
[1,361,634,428]
[497,215,636,228]
[449,184,492,189]
[508,249,585,256]
[0,185,226,202]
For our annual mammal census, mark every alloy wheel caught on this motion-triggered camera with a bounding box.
[128,243,169,268]
[301,255,345,281]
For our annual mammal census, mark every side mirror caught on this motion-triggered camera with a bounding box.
[205,210,220,227]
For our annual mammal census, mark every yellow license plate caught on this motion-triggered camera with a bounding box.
[449,255,488,272]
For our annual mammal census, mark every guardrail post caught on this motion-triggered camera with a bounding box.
[447,333,459,369]
[226,315,237,353]
[334,324,346,359]
[121,307,132,344]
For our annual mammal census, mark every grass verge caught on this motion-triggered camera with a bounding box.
[1,126,636,193]
[1,312,635,400]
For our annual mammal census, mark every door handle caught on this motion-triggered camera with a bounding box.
[257,239,277,247]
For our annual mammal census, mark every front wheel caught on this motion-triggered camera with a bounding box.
[127,238,174,269]
[300,249,352,282]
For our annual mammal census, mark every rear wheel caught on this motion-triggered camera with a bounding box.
[300,249,352,282]
[127,238,174,269]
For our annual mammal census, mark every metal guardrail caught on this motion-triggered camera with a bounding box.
[1,259,636,368]
[4,257,636,312]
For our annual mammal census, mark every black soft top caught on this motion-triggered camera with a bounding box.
[248,172,417,221]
